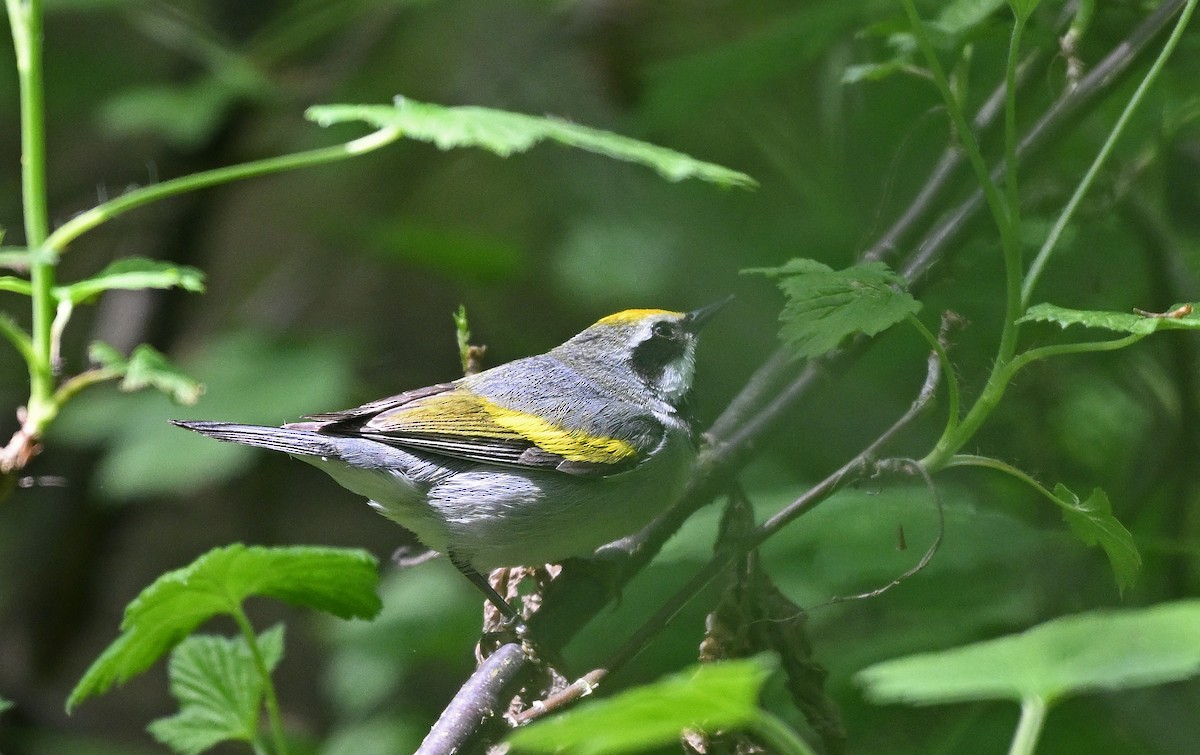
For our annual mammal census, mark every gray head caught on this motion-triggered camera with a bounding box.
[551,301,728,407]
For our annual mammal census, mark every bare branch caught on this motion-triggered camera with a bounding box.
[415,642,530,755]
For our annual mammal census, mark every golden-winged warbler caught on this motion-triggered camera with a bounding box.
[173,303,724,620]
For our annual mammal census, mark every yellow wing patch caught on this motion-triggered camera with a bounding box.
[595,308,680,326]
[370,390,637,464]
[485,404,635,463]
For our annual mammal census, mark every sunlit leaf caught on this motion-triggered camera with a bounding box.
[858,601,1200,705]
[1052,484,1140,594]
[68,545,380,711]
[88,342,205,405]
[1019,302,1200,334]
[746,259,920,359]
[147,626,285,755]
[307,96,756,189]
[58,257,205,305]
[506,657,774,754]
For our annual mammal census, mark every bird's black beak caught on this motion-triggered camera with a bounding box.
[685,296,733,333]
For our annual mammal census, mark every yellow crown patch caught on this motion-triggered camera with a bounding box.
[595,308,681,326]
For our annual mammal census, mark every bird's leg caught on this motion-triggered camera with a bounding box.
[449,553,528,635]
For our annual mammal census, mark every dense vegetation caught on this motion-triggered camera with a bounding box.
[3,1,1199,753]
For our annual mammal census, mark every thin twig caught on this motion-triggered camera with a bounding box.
[826,459,944,604]
[754,346,942,545]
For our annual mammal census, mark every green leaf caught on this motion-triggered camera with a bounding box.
[1008,0,1043,23]
[0,275,33,295]
[68,545,380,711]
[506,656,774,754]
[931,0,1008,36]
[306,96,757,189]
[57,257,205,305]
[1052,484,1141,594]
[88,342,205,405]
[1019,302,1200,334]
[858,600,1200,705]
[746,259,921,359]
[0,696,11,715]
[147,626,285,755]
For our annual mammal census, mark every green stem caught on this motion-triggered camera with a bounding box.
[230,607,287,755]
[943,454,1055,501]
[923,333,1144,470]
[43,125,403,254]
[1008,696,1049,755]
[947,454,1100,519]
[999,14,1027,361]
[903,0,1030,474]
[899,0,1018,273]
[6,0,56,430]
[907,313,960,436]
[52,368,121,407]
[0,316,35,365]
[1003,333,1145,378]
[1022,0,1200,306]
[749,712,819,755]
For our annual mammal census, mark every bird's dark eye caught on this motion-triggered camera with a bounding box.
[652,321,675,339]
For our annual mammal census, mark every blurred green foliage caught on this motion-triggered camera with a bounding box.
[2,0,1200,753]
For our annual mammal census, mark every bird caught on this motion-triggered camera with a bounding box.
[173,303,725,622]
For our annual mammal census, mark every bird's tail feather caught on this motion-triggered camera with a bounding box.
[171,420,337,457]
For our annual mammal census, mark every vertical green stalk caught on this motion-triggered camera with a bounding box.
[5,0,57,431]
[230,606,288,755]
